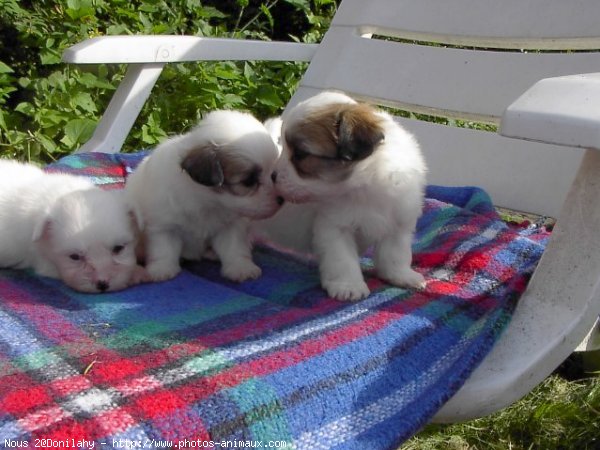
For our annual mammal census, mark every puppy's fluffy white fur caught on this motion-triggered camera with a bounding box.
[125,110,282,283]
[0,160,140,293]
[259,91,427,301]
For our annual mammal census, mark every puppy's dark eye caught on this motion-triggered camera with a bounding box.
[292,148,309,161]
[241,172,259,188]
[112,244,125,255]
[69,253,82,261]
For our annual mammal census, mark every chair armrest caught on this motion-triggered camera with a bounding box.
[435,72,600,422]
[62,35,317,64]
[499,73,600,150]
[62,35,317,153]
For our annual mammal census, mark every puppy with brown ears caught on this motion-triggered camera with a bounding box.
[125,110,283,283]
[259,91,427,301]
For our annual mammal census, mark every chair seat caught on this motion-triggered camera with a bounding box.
[0,153,549,449]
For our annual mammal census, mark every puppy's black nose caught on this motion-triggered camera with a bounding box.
[276,196,285,206]
[271,171,278,183]
[96,280,110,292]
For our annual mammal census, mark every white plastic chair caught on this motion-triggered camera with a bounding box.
[62,0,600,422]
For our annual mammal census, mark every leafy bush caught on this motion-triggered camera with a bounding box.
[0,0,337,162]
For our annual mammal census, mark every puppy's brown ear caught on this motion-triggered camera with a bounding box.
[181,144,225,187]
[337,104,385,162]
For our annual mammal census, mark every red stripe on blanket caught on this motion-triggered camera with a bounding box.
[2,385,53,414]
[19,405,70,433]
[34,418,100,448]
[49,375,93,397]
[134,389,188,419]
[93,407,138,436]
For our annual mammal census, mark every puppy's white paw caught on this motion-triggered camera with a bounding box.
[380,268,426,290]
[323,279,370,302]
[146,260,181,282]
[129,265,152,286]
[221,260,262,283]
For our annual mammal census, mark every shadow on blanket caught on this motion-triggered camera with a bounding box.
[0,153,549,450]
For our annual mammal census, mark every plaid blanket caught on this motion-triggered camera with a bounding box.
[0,153,550,450]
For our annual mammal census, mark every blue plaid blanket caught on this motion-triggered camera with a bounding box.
[0,152,549,449]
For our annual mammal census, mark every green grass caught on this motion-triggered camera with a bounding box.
[403,353,600,449]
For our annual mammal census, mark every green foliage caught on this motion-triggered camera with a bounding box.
[0,0,338,162]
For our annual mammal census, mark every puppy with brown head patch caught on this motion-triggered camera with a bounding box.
[125,110,283,283]
[258,91,427,301]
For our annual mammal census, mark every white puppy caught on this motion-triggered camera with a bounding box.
[0,160,141,293]
[259,91,427,301]
[125,110,283,283]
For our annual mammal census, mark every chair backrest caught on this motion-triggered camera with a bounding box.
[288,0,600,217]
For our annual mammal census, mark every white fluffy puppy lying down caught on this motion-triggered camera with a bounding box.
[125,110,283,283]
[0,160,141,293]
[259,91,427,301]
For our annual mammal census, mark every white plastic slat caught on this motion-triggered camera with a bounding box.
[334,0,600,49]
[398,118,584,217]
[62,36,317,64]
[299,28,600,121]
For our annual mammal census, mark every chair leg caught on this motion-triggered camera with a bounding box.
[77,63,165,154]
